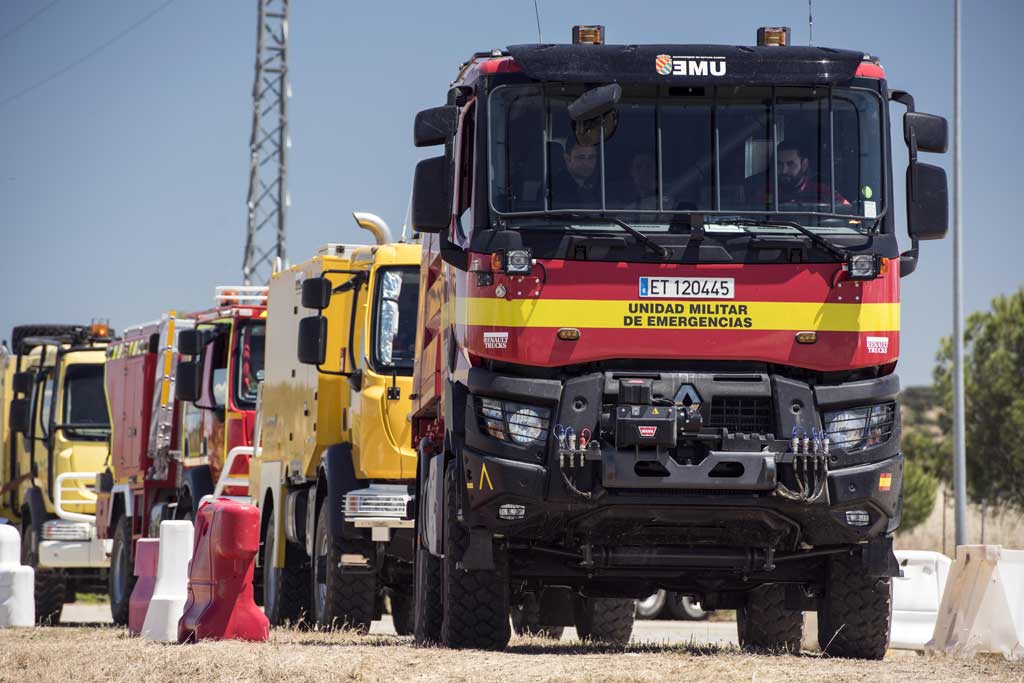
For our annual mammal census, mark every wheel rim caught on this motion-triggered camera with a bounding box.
[637,591,662,612]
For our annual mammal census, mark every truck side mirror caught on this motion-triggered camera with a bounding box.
[297,316,327,366]
[905,112,948,154]
[12,371,32,396]
[906,162,949,241]
[411,155,453,234]
[175,360,202,402]
[178,329,202,356]
[301,277,332,310]
[9,398,30,434]
[414,106,458,147]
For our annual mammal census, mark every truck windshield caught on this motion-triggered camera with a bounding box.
[372,267,418,376]
[62,364,109,440]
[489,84,884,234]
[235,322,265,408]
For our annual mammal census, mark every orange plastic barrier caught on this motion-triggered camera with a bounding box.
[177,499,268,642]
[128,539,159,636]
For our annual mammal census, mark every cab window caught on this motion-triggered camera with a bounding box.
[371,267,418,375]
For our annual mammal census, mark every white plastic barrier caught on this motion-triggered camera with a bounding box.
[890,550,952,650]
[0,525,34,627]
[927,545,1024,660]
[141,520,194,642]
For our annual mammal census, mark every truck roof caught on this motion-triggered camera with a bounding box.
[457,43,880,88]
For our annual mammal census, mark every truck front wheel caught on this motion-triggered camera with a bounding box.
[109,515,136,626]
[736,584,803,654]
[440,464,510,650]
[311,503,375,632]
[817,553,892,659]
[21,521,66,625]
[412,526,442,643]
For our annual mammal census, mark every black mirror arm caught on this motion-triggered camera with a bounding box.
[899,238,920,278]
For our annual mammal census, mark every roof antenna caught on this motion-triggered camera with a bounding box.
[532,0,543,42]
[808,0,813,45]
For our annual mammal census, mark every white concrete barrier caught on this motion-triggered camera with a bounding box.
[927,545,1024,660]
[0,525,34,627]
[890,549,952,650]
[141,521,194,642]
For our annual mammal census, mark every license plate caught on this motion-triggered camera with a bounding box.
[638,277,735,299]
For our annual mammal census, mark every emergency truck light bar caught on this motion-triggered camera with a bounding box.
[215,286,268,306]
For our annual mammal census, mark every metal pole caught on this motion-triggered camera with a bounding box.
[952,0,968,547]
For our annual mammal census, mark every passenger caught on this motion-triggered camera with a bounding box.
[552,138,601,209]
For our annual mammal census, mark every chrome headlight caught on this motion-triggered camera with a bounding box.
[477,398,550,446]
[823,402,895,453]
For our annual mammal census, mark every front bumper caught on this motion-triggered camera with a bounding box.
[457,367,903,549]
[38,536,112,568]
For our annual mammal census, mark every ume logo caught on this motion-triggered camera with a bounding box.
[655,54,727,77]
[638,425,658,438]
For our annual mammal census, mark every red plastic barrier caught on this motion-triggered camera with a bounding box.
[177,499,269,642]
[129,538,160,636]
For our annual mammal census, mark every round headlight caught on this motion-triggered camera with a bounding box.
[507,407,544,444]
[825,409,868,451]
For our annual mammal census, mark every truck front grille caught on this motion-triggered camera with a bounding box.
[706,397,774,435]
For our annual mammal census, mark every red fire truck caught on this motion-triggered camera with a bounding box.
[407,25,949,657]
[96,287,266,624]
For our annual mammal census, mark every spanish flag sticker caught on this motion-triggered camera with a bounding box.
[879,473,892,492]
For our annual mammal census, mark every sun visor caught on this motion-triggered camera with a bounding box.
[505,44,864,86]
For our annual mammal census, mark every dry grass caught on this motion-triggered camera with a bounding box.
[896,489,1024,555]
[0,625,1020,683]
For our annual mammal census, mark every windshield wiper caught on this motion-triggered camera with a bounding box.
[707,217,849,261]
[536,212,670,260]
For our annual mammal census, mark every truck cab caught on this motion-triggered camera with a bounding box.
[254,214,422,631]
[1,323,114,623]
[409,25,949,656]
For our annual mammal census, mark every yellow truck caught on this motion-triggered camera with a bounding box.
[253,213,421,630]
[1,323,114,623]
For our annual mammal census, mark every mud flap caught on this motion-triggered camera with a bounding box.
[459,528,495,571]
[862,536,902,578]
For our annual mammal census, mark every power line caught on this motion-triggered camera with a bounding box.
[0,0,63,42]
[532,0,542,42]
[0,0,178,110]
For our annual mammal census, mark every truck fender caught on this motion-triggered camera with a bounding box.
[319,443,360,542]
[22,486,47,537]
[182,465,214,518]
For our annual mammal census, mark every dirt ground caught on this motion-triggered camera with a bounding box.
[1,624,1021,683]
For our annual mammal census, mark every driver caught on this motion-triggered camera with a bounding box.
[777,142,849,206]
[552,138,601,209]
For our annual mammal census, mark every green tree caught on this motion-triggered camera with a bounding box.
[900,459,937,531]
[933,288,1024,510]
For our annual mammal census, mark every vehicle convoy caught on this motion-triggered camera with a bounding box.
[255,214,421,631]
[405,25,950,656]
[1,323,115,623]
[95,287,267,624]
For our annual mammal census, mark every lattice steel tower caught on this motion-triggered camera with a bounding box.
[242,0,290,285]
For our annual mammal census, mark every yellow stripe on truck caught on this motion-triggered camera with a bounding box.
[458,298,900,332]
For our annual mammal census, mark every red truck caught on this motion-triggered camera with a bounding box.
[407,25,949,657]
[96,287,267,624]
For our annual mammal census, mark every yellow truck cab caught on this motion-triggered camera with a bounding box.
[253,213,421,631]
[1,323,114,623]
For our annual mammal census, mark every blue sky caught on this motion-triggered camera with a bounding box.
[1,0,1020,386]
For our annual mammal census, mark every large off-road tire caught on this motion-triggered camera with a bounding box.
[736,584,803,654]
[109,515,137,626]
[635,590,667,619]
[440,464,511,650]
[573,597,636,644]
[413,527,443,644]
[667,593,709,621]
[390,589,414,636]
[511,592,565,639]
[21,521,66,625]
[262,507,309,627]
[311,503,376,632]
[817,553,892,660]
